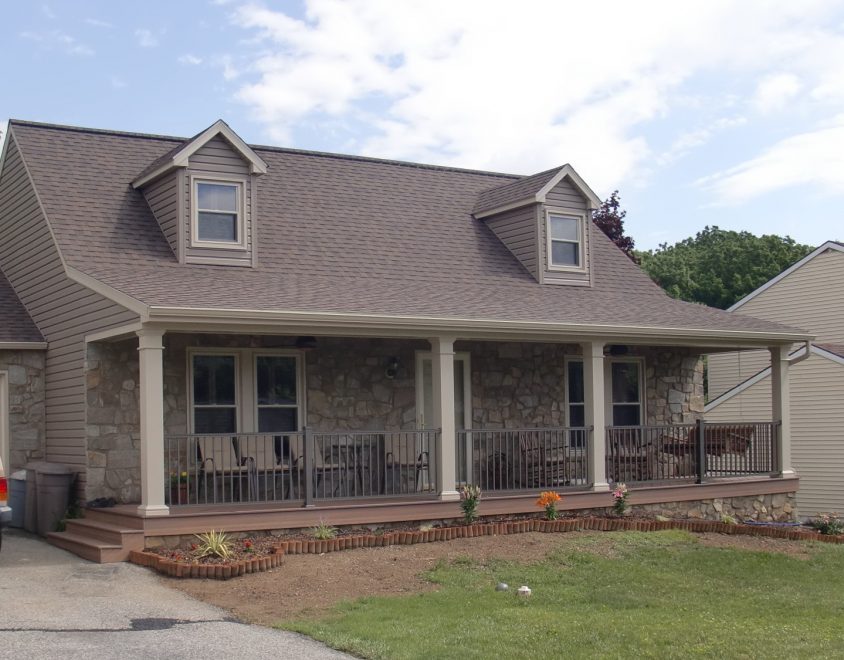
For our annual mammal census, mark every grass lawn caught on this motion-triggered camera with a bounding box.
[281,531,844,659]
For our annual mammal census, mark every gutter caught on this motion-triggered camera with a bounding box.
[788,340,812,366]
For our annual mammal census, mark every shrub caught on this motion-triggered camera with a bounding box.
[721,514,738,525]
[194,530,233,559]
[536,491,562,520]
[809,513,844,536]
[459,484,481,524]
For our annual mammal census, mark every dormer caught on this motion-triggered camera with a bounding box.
[132,120,268,267]
[473,164,601,286]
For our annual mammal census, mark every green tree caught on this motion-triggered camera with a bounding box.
[636,227,813,309]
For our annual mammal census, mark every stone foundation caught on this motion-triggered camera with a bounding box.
[634,492,797,522]
[0,350,46,471]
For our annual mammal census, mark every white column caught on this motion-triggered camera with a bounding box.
[137,328,169,516]
[583,340,610,491]
[430,336,459,500]
[770,345,795,477]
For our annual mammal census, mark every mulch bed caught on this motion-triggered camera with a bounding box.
[129,515,844,580]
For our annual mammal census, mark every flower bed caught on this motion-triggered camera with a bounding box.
[129,515,844,580]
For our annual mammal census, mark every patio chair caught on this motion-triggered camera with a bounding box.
[234,435,302,502]
[519,431,572,488]
[195,436,248,503]
[384,436,429,495]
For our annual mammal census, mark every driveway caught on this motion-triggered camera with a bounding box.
[0,529,350,659]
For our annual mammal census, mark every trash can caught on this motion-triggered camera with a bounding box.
[8,470,26,528]
[34,463,75,537]
[23,461,46,534]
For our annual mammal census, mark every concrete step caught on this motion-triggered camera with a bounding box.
[46,531,128,563]
[65,518,145,549]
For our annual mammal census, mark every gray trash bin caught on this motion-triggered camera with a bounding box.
[34,463,75,537]
[8,470,26,528]
[23,461,47,534]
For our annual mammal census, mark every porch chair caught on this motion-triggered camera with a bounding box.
[195,436,248,504]
[519,431,571,488]
[234,435,302,502]
[384,436,429,495]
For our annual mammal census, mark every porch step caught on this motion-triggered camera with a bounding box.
[81,507,145,530]
[46,519,145,563]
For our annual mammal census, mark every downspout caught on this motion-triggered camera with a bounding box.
[788,340,812,365]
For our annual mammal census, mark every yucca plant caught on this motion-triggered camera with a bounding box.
[311,520,337,540]
[194,530,233,559]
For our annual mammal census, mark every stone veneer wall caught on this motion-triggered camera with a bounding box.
[634,492,796,522]
[0,350,46,471]
[85,334,705,503]
[85,339,141,502]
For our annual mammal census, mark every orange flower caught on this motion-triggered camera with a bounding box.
[536,491,562,508]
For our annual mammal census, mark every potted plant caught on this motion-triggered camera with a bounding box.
[170,471,189,504]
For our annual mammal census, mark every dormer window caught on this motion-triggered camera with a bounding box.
[547,212,583,269]
[191,178,246,249]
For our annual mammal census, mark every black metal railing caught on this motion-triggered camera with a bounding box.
[457,427,591,492]
[164,429,439,506]
[606,421,778,484]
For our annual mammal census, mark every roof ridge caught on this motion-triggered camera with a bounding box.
[9,118,520,180]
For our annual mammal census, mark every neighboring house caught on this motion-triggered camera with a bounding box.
[707,241,844,519]
[0,119,808,562]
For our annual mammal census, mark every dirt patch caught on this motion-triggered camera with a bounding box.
[168,531,816,625]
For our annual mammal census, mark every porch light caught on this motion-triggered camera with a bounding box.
[606,344,629,356]
[385,357,400,379]
[295,336,317,350]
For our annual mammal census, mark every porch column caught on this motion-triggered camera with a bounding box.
[430,336,459,500]
[583,340,610,491]
[770,345,795,477]
[137,328,169,516]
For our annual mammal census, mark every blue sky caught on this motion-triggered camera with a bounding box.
[3,0,844,250]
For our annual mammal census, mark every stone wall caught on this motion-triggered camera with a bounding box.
[634,492,796,522]
[0,350,45,471]
[640,347,705,424]
[85,339,141,502]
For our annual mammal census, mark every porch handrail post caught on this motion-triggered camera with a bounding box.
[303,427,315,507]
[136,327,169,517]
[430,336,459,500]
[583,341,610,491]
[695,418,706,484]
[770,345,795,477]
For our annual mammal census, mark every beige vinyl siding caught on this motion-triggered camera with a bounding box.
[142,170,180,257]
[706,353,844,519]
[0,135,138,492]
[183,136,255,267]
[735,248,844,344]
[540,178,590,286]
[485,204,539,279]
[707,349,770,400]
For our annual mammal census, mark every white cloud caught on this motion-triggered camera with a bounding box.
[697,118,844,203]
[41,5,56,19]
[178,54,203,65]
[135,28,158,48]
[20,29,93,56]
[84,18,113,28]
[226,0,844,195]
[752,73,802,113]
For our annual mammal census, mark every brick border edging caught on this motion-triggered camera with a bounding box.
[129,517,843,580]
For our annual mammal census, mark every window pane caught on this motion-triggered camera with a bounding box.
[551,241,579,266]
[198,212,237,242]
[613,404,641,427]
[258,407,298,433]
[257,356,297,405]
[194,407,237,434]
[550,215,578,241]
[193,355,236,405]
[569,403,585,427]
[197,183,237,212]
[611,362,640,403]
[567,361,584,403]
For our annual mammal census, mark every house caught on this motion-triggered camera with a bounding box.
[706,241,844,519]
[0,119,808,561]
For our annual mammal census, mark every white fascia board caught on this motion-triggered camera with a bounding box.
[704,344,844,411]
[728,241,844,311]
[65,266,149,317]
[473,198,535,219]
[535,164,602,209]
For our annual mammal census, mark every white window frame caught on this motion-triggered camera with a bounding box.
[190,174,247,250]
[188,350,240,435]
[414,351,472,431]
[565,356,646,429]
[546,208,586,272]
[187,348,305,435]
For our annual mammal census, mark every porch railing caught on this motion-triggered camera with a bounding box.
[457,427,591,492]
[606,421,778,484]
[164,429,439,506]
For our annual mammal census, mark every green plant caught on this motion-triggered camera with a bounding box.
[721,514,738,525]
[459,484,481,524]
[194,530,233,559]
[536,491,562,520]
[611,483,629,516]
[170,471,188,485]
[312,520,337,540]
[809,513,844,536]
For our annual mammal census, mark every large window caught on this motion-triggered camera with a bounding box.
[566,358,644,429]
[256,355,299,432]
[192,354,237,433]
[547,213,582,268]
[192,180,244,247]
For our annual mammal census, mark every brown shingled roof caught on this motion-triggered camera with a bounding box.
[473,166,561,215]
[7,119,807,340]
[0,270,44,344]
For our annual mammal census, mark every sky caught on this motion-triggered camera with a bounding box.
[3,0,844,250]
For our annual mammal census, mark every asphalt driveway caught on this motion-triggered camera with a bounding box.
[0,528,350,659]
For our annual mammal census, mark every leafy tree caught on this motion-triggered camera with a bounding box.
[592,190,637,261]
[636,227,813,309]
